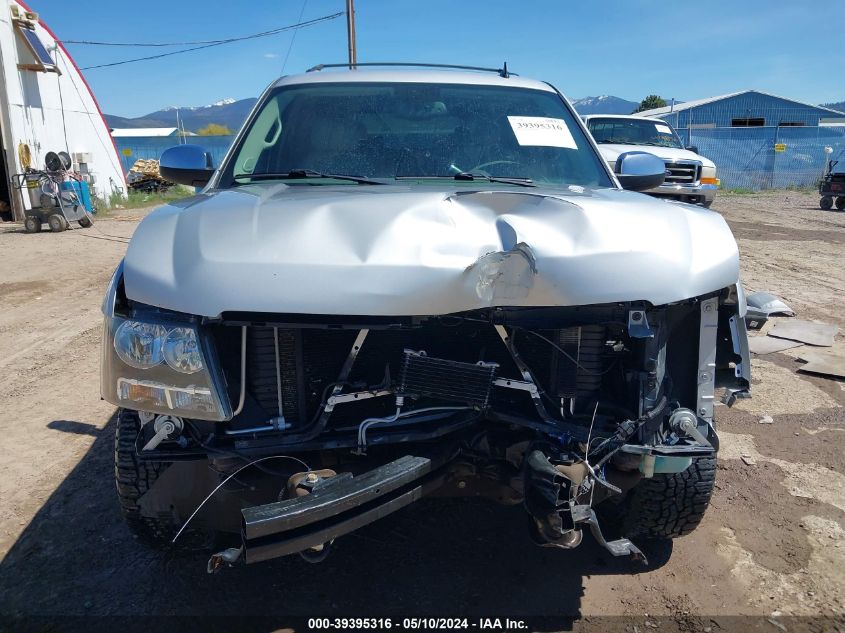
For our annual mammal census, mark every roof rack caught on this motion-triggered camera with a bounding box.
[306,62,514,78]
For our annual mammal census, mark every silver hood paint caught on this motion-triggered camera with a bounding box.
[123,184,740,317]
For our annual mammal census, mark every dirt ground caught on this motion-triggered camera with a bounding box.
[0,191,843,631]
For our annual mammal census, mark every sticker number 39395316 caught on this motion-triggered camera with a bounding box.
[507,116,578,149]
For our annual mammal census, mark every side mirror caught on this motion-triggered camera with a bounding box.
[614,151,666,192]
[160,145,215,187]
[685,145,699,154]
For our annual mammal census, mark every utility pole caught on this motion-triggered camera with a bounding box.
[346,0,356,69]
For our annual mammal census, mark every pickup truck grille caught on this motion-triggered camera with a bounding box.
[664,161,701,185]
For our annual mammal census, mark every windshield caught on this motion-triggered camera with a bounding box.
[587,117,684,149]
[221,81,612,188]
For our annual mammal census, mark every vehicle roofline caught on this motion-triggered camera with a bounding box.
[583,114,668,122]
[270,69,558,92]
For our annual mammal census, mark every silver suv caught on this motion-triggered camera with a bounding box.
[102,64,749,569]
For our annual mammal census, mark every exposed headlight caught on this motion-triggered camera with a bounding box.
[100,272,231,421]
[162,327,204,374]
[114,321,167,369]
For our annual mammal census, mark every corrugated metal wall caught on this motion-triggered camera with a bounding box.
[652,93,845,190]
[659,92,842,129]
[689,126,845,190]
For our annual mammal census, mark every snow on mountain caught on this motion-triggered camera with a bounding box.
[105,97,259,133]
[570,95,639,115]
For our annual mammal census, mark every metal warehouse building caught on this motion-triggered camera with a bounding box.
[639,90,845,190]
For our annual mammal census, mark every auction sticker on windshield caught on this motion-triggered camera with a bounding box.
[507,116,577,149]
[655,124,673,134]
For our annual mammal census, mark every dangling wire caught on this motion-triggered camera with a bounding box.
[172,454,310,543]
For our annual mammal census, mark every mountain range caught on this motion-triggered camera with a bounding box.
[570,95,639,115]
[105,94,643,132]
[105,98,258,133]
[105,95,845,133]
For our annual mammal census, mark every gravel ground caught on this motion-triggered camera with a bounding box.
[0,192,843,631]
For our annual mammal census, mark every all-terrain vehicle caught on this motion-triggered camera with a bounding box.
[819,159,845,211]
[101,64,750,569]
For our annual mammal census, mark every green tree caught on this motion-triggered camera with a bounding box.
[632,95,667,113]
[196,123,233,136]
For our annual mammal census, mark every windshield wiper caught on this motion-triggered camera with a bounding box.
[396,173,535,187]
[233,169,387,185]
[453,172,535,187]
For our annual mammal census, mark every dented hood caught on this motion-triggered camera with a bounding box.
[123,184,740,317]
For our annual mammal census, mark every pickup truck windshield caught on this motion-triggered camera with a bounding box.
[222,82,612,188]
[587,117,684,149]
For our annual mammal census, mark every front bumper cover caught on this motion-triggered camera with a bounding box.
[645,181,717,203]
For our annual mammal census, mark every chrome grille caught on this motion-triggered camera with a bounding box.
[663,161,701,184]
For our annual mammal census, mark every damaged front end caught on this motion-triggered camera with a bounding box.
[105,264,750,568]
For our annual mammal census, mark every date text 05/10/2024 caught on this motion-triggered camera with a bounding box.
[306,618,528,630]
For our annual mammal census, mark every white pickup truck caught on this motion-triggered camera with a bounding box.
[583,114,719,207]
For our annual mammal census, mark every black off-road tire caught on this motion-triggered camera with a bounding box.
[78,215,93,228]
[621,457,717,540]
[114,409,181,548]
[115,409,214,551]
[115,409,173,546]
[820,196,834,210]
[836,197,845,211]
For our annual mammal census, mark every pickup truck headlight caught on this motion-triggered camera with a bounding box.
[114,321,167,369]
[101,263,231,421]
[162,327,204,374]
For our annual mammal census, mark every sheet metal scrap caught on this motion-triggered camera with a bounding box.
[769,319,838,347]
[748,336,802,355]
[797,350,845,379]
[746,292,795,316]
[745,292,794,331]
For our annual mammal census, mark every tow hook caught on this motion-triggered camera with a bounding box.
[570,505,647,564]
[207,545,244,574]
[523,450,647,564]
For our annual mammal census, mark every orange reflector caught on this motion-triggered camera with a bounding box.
[118,380,168,407]
[700,177,718,185]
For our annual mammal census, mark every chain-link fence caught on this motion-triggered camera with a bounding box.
[682,126,845,191]
[114,136,236,174]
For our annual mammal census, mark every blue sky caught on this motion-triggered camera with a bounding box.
[36,0,845,117]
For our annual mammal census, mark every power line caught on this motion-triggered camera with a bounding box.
[63,12,341,47]
[280,0,309,75]
[77,12,344,70]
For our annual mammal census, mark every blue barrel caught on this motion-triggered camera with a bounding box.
[60,181,94,213]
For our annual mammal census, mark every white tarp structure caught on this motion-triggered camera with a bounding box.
[0,0,125,220]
